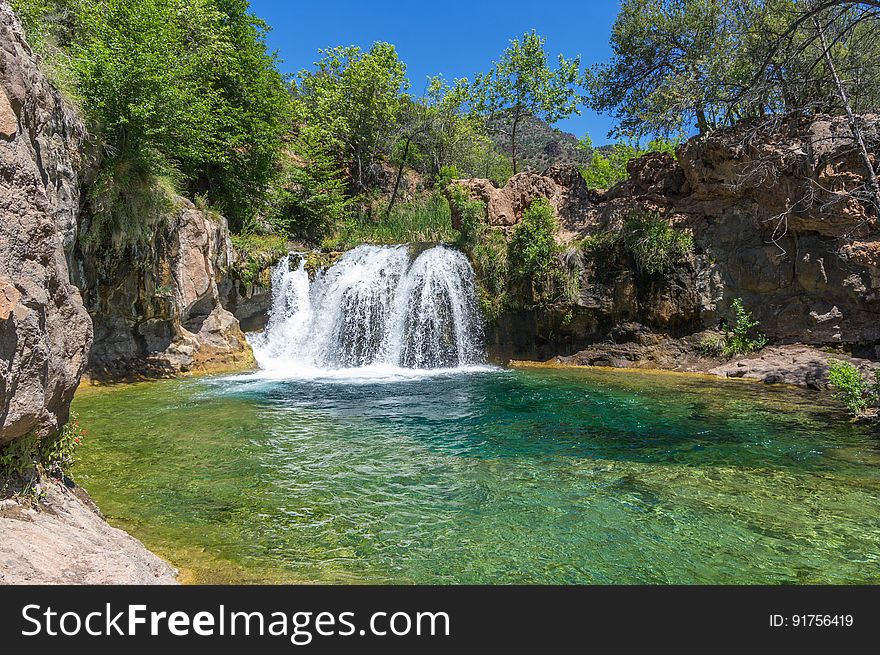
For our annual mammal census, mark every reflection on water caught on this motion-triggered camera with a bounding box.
[72,367,880,583]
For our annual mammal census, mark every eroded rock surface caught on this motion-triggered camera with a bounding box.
[0,480,178,584]
[456,114,880,380]
[78,201,254,379]
[0,4,92,443]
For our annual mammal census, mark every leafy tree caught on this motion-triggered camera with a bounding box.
[419,76,492,180]
[14,0,289,231]
[472,31,583,173]
[293,43,409,192]
[588,0,880,140]
[578,134,678,188]
[586,0,745,138]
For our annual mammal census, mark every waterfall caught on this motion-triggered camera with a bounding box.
[248,244,485,374]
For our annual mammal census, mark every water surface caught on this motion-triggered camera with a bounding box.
[72,366,880,584]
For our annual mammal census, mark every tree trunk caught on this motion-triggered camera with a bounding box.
[696,107,709,134]
[511,113,520,174]
[815,16,880,217]
[385,136,412,217]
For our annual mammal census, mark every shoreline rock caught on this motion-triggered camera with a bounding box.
[507,342,880,391]
[0,478,178,585]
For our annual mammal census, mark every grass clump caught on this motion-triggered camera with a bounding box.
[230,233,288,287]
[324,195,456,251]
[621,210,694,276]
[79,159,178,273]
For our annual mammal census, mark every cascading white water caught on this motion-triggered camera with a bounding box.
[248,244,485,374]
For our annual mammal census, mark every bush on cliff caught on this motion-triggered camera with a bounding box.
[508,199,568,306]
[622,210,694,276]
[13,0,290,232]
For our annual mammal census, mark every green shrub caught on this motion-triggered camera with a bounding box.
[578,135,678,189]
[827,360,880,417]
[448,185,487,249]
[722,298,768,358]
[0,434,38,479]
[79,159,178,274]
[508,199,566,305]
[622,210,694,276]
[434,165,463,191]
[266,146,354,241]
[0,413,85,481]
[471,230,510,322]
[39,413,85,479]
[231,234,288,287]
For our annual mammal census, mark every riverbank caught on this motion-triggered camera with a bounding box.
[0,475,178,584]
[507,343,880,391]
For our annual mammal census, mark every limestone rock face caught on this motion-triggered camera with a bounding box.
[0,4,93,444]
[449,164,595,234]
[79,202,254,379]
[455,114,880,364]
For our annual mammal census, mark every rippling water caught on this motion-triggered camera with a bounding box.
[72,366,880,583]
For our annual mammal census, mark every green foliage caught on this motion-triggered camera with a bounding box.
[473,30,583,172]
[418,76,493,181]
[293,42,409,193]
[471,229,510,322]
[508,199,567,305]
[39,413,85,479]
[0,414,85,481]
[621,210,694,276]
[325,195,456,251]
[434,165,464,191]
[14,0,289,230]
[722,298,768,358]
[827,360,872,416]
[448,185,488,249]
[230,233,288,287]
[579,134,678,189]
[697,299,768,359]
[0,435,37,479]
[587,0,880,139]
[266,147,353,241]
[79,158,177,271]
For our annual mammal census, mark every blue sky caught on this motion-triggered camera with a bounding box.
[248,0,621,144]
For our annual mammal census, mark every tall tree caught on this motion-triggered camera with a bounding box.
[472,31,583,173]
[293,43,409,192]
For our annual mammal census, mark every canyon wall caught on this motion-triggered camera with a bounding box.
[75,202,254,380]
[452,114,880,365]
[0,4,92,443]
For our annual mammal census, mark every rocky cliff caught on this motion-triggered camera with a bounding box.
[75,201,254,380]
[452,114,880,373]
[0,4,92,443]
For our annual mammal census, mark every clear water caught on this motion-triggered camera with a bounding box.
[72,366,880,584]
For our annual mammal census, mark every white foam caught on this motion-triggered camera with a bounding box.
[247,244,487,378]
